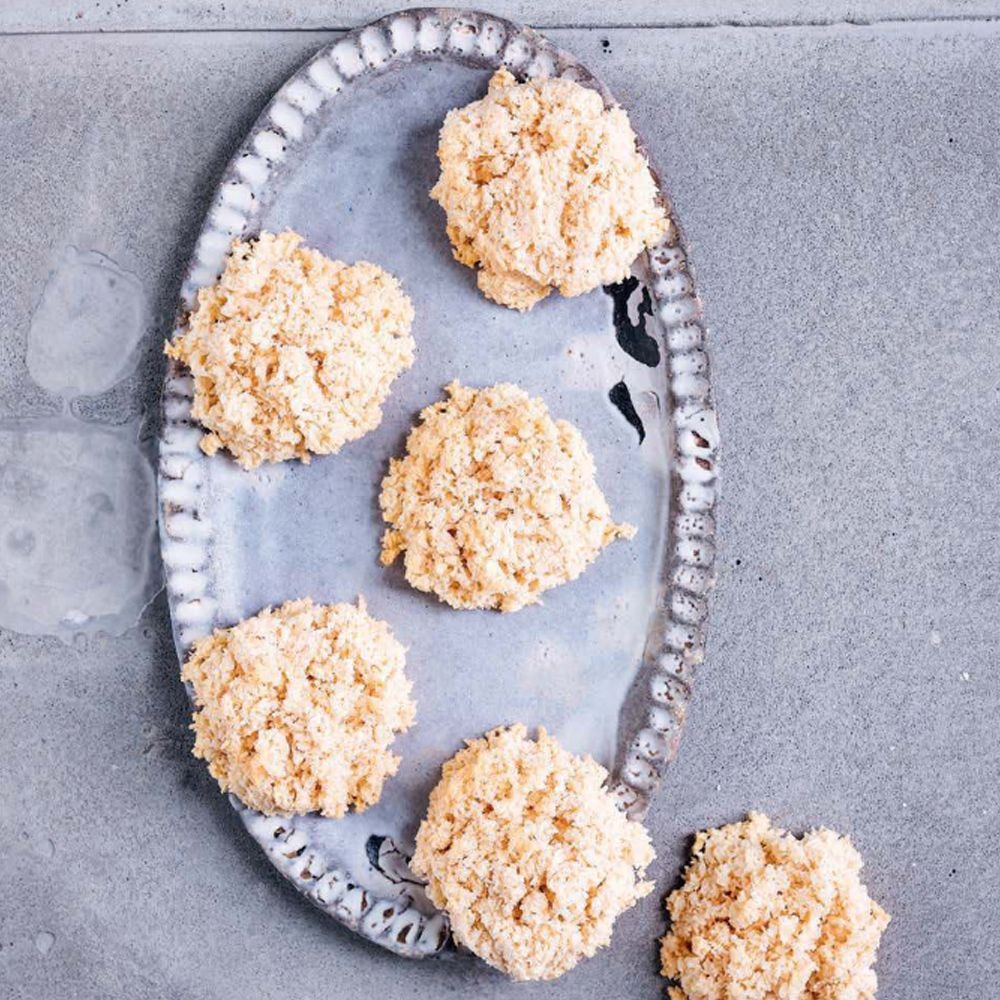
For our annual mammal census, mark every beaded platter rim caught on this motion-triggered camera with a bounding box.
[157,6,719,960]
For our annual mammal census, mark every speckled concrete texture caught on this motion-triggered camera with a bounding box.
[1,8,998,1000]
[5,0,1000,31]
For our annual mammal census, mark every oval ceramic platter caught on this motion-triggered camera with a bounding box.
[159,7,718,961]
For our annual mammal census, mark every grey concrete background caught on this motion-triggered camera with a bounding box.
[4,0,1000,31]
[1,4,998,999]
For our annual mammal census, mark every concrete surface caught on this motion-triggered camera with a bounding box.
[4,1,1000,32]
[1,5,998,999]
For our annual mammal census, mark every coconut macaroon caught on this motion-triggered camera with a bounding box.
[660,813,891,1000]
[411,724,654,981]
[379,382,635,612]
[181,598,415,819]
[431,68,668,310]
[165,230,415,469]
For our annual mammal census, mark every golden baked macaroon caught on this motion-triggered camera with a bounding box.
[181,597,415,818]
[431,68,668,310]
[660,812,890,1000]
[379,381,635,612]
[411,724,654,980]
[166,230,414,469]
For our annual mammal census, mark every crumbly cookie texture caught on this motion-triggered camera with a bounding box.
[411,724,654,981]
[379,381,635,612]
[165,230,415,469]
[660,812,891,1000]
[431,68,668,310]
[181,598,415,818]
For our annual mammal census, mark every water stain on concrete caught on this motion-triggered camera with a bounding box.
[0,418,159,641]
[0,247,160,644]
[26,248,147,397]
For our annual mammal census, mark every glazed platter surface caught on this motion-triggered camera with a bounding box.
[158,8,717,958]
